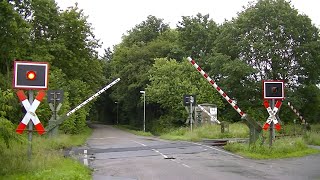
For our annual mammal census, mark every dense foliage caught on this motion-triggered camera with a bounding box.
[1,0,319,140]
[0,0,106,138]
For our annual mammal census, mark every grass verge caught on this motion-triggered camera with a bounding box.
[0,127,92,179]
[304,131,320,146]
[160,123,248,141]
[224,137,320,159]
[114,125,153,137]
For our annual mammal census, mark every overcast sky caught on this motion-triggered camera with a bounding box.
[55,0,320,55]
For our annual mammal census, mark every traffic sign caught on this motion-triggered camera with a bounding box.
[263,100,282,131]
[16,90,45,135]
[13,61,49,90]
[263,80,284,100]
[47,90,64,103]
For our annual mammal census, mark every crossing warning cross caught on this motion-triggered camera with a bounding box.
[263,100,282,131]
[16,90,46,135]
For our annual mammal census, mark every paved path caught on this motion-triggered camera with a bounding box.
[73,124,320,180]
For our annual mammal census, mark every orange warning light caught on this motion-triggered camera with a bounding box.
[26,71,36,80]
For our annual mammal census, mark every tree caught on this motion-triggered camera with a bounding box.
[108,17,179,126]
[216,0,320,87]
[177,13,219,59]
[214,0,320,123]
[101,47,113,61]
[122,15,170,47]
[146,58,224,131]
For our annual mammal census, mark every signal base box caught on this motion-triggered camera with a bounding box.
[263,80,284,100]
[13,61,49,90]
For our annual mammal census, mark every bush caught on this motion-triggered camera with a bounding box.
[0,117,25,148]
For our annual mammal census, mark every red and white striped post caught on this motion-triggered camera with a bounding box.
[287,101,305,124]
[187,57,245,117]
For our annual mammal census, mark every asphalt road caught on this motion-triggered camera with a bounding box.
[72,124,320,180]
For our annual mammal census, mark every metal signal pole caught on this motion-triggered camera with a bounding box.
[28,90,33,161]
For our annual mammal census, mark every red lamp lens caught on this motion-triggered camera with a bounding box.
[26,71,36,80]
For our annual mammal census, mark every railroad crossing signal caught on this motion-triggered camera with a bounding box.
[183,94,196,106]
[13,61,49,90]
[263,80,284,100]
[16,90,45,135]
[263,100,282,131]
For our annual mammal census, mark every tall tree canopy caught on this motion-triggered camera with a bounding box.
[216,0,320,87]
[177,13,219,59]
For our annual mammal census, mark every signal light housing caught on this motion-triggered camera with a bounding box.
[13,61,49,90]
[263,80,284,100]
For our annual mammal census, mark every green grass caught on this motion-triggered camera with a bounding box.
[114,125,153,137]
[276,123,320,146]
[304,131,320,146]
[159,123,320,159]
[1,157,91,180]
[0,128,92,179]
[224,137,320,159]
[160,123,249,141]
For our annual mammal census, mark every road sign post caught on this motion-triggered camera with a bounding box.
[27,91,33,161]
[269,100,275,147]
[47,90,64,137]
[190,96,194,132]
[183,95,196,130]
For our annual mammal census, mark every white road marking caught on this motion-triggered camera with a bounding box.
[171,158,191,168]
[182,164,191,168]
[132,140,192,168]
[192,142,243,159]
[151,148,168,159]
[132,140,147,146]
[84,149,88,166]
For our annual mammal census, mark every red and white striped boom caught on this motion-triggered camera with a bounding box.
[66,78,121,117]
[187,57,245,117]
[287,101,305,124]
[45,78,121,132]
[197,105,220,124]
